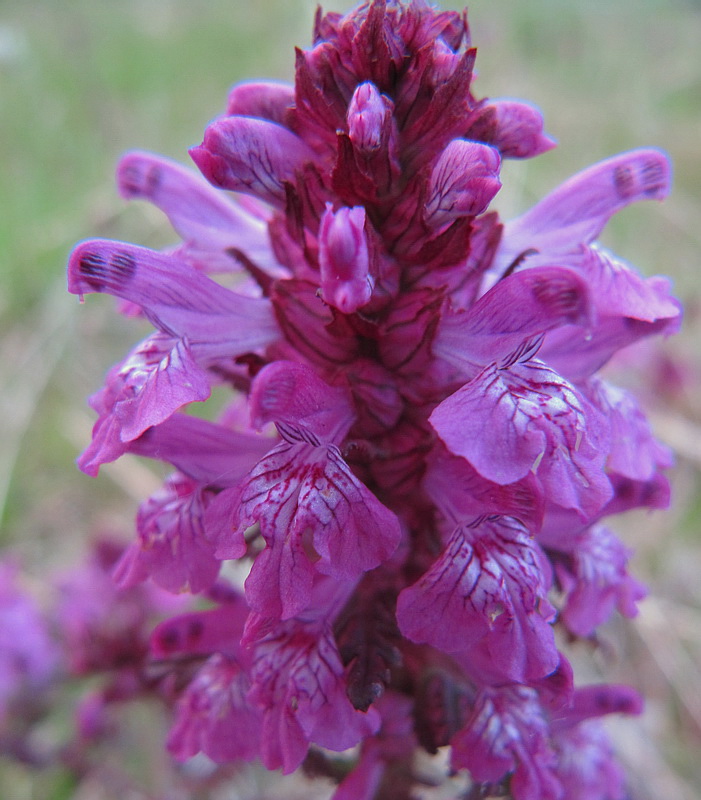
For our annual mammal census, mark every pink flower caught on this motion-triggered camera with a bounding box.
[67,1,678,796]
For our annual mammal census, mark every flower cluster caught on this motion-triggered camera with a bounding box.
[66,1,679,798]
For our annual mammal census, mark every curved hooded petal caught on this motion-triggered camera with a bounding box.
[488,99,556,158]
[68,240,280,360]
[226,80,295,125]
[190,116,316,207]
[424,138,501,229]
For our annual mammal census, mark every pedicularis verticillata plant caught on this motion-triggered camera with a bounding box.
[64,1,679,797]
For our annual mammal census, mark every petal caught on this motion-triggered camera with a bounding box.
[127,413,273,487]
[68,240,280,360]
[113,474,220,594]
[114,337,211,442]
[76,334,211,474]
[430,360,612,517]
[116,150,278,275]
[167,654,261,764]
[451,686,562,800]
[551,721,627,800]
[397,516,558,683]
[488,99,556,158]
[150,603,248,661]
[434,265,591,375]
[424,138,501,229]
[553,525,647,637]
[495,149,671,274]
[537,245,681,380]
[216,441,401,619]
[226,80,295,125]
[249,621,380,773]
[189,116,316,206]
[249,360,356,443]
[560,684,643,727]
[587,379,672,481]
[541,314,680,383]
[571,244,680,324]
[423,444,544,532]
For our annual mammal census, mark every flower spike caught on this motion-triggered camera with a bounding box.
[66,2,679,797]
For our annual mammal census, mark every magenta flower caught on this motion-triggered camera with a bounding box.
[67,1,679,797]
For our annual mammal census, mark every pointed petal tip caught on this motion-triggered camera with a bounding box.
[188,143,229,190]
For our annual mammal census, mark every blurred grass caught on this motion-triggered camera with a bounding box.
[1,0,700,797]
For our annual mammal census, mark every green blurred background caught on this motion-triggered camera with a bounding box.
[1,1,700,798]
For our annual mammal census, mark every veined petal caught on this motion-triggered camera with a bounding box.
[190,116,316,206]
[76,334,211,474]
[248,621,380,774]
[68,240,280,361]
[424,138,501,229]
[494,149,671,275]
[115,338,211,441]
[212,441,401,619]
[587,379,672,481]
[430,359,612,517]
[117,150,279,274]
[553,525,647,638]
[451,686,562,800]
[397,516,558,683]
[167,654,262,764]
[113,474,220,594]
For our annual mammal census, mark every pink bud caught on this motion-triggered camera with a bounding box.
[347,82,392,153]
[319,204,373,313]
